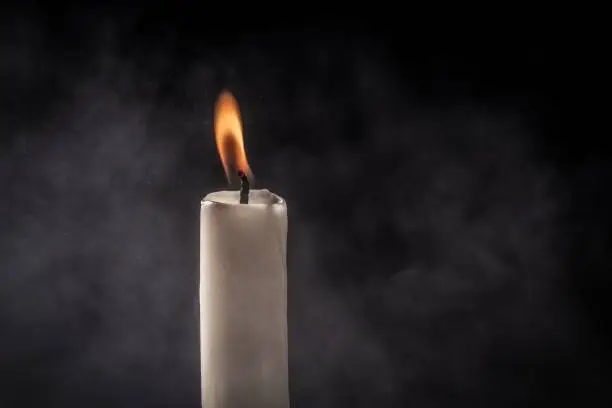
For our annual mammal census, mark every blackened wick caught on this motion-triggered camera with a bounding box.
[238,170,249,204]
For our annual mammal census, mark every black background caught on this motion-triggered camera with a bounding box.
[1,5,610,408]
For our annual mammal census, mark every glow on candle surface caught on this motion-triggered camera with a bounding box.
[200,91,289,408]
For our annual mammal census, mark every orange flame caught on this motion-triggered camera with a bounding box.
[214,90,252,182]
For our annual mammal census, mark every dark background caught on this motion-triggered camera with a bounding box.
[1,5,610,408]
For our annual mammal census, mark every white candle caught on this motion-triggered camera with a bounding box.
[199,91,289,407]
[200,189,288,407]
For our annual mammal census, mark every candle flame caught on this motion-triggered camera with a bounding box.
[214,90,252,182]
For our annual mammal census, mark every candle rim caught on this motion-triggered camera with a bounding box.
[202,189,285,207]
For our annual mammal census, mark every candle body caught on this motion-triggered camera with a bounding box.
[200,189,289,408]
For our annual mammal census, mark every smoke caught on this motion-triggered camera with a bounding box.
[1,12,609,408]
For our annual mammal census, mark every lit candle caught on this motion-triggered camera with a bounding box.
[200,91,289,408]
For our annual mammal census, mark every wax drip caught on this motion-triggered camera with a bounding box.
[238,170,249,204]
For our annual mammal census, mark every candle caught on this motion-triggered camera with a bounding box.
[200,91,289,408]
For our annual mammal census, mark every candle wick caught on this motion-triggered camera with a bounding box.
[238,170,249,204]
